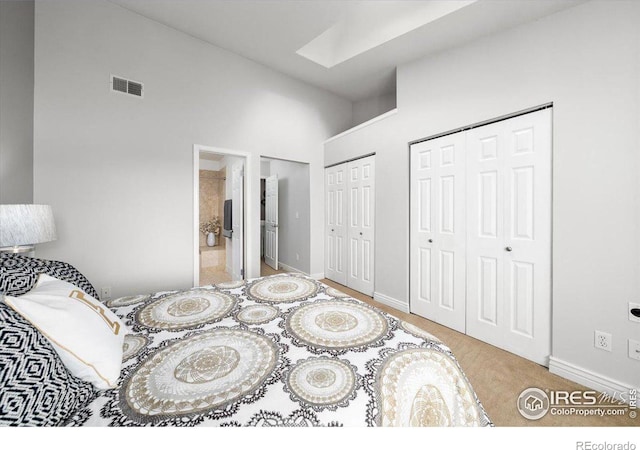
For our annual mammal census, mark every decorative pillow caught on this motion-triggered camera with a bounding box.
[0,253,99,299]
[4,274,126,389]
[0,301,95,426]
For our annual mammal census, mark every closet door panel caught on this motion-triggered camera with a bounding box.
[325,165,347,285]
[411,141,435,316]
[466,109,552,365]
[346,155,375,296]
[466,121,506,345]
[502,109,552,364]
[410,134,466,333]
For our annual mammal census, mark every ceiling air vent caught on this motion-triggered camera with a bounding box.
[110,75,144,98]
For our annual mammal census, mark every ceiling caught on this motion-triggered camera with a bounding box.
[109,0,583,102]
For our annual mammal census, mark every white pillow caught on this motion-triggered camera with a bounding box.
[4,274,125,389]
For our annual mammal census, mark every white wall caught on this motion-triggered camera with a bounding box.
[0,1,34,203]
[325,1,640,391]
[267,158,311,274]
[260,160,271,178]
[33,0,352,297]
[352,92,396,126]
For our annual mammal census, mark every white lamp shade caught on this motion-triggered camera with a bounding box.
[0,204,57,248]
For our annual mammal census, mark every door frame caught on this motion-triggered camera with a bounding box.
[259,155,312,277]
[193,144,252,287]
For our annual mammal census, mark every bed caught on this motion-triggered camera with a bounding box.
[0,253,491,427]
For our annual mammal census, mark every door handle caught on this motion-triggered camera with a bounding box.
[359,232,363,236]
[428,239,433,243]
[331,229,335,232]
[505,246,512,252]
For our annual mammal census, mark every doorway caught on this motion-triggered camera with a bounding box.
[259,157,310,277]
[193,146,247,286]
[198,153,228,284]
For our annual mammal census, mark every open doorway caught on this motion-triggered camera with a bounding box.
[194,146,247,286]
[198,153,228,284]
[259,157,310,277]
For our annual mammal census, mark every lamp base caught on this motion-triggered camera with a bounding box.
[0,245,35,254]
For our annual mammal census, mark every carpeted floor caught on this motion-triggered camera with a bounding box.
[321,278,637,427]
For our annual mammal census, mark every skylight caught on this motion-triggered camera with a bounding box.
[296,0,476,68]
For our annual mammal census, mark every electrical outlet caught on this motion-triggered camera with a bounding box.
[594,330,612,352]
[629,339,640,361]
[100,286,112,300]
[629,302,640,323]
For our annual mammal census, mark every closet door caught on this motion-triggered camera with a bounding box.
[346,156,375,296]
[466,109,551,365]
[410,133,466,333]
[325,164,347,285]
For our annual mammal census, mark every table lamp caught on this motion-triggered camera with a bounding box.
[0,204,57,253]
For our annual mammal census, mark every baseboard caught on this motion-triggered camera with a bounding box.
[373,291,410,313]
[309,272,325,280]
[277,261,309,275]
[549,356,637,399]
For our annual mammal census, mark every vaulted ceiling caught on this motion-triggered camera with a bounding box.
[110,0,583,102]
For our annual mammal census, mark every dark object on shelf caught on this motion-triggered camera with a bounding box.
[223,200,232,238]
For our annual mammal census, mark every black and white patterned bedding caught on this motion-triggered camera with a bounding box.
[66,274,491,427]
[0,301,96,426]
[0,254,98,426]
[0,253,99,299]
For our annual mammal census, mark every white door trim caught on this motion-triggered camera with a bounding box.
[193,144,253,287]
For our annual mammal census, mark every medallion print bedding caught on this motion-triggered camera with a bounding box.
[68,274,491,427]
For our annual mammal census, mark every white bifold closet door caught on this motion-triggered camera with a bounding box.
[410,133,467,333]
[325,164,347,285]
[325,155,375,296]
[465,109,551,365]
[410,108,551,365]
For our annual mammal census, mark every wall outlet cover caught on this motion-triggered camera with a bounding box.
[594,330,612,352]
[100,286,112,300]
[629,339,640,361]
